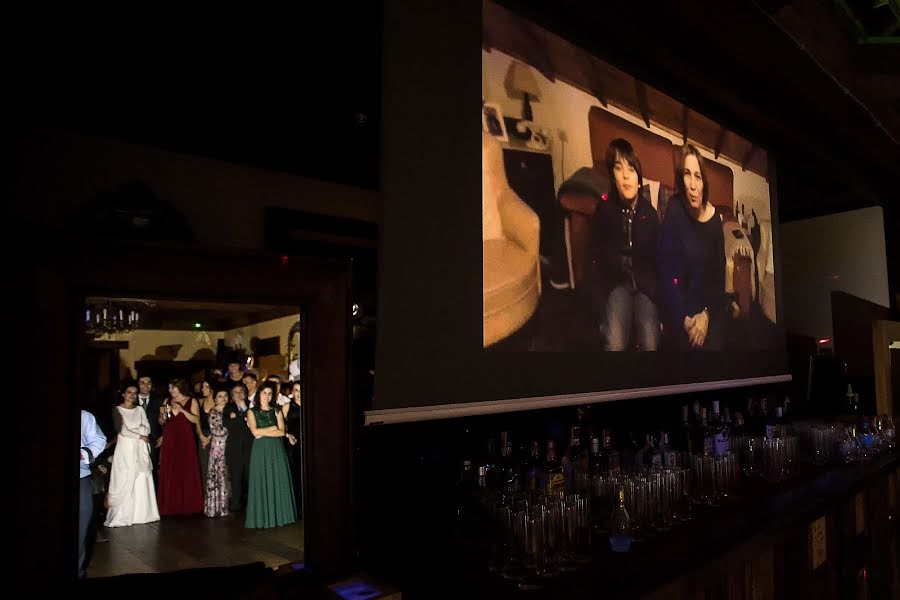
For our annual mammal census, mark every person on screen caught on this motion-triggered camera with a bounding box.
[657,144,737,350]
[589,138,660,351]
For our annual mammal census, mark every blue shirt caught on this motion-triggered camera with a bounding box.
[80,410,107,479]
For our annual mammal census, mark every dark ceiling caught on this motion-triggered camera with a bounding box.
[10,2,382,190]
[10,1,900,224]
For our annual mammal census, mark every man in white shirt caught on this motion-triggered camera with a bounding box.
[267,374,291,407]
[79,410,107,578]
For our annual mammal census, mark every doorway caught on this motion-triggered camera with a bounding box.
[80,297,306,577]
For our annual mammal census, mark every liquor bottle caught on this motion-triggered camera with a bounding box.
[525,441,542,492]
[746,397,757,433]
[643,434,663,468]
[845,384,856,416]
[636,433,654,467]
[563,426,584,492]
[757,398,775,438]
[622,431,640,468]
[499,431,517,493]
[545,440,565,495]
[609,485,632,553]
[660,432,678,467]
[857,419,875,460]
[711,401,729,456]
[696,407,713,456]
[764,404,778,439]
[732,411,746,438]
[680,405,694,455]
[599,428,621,474]
[773,407,784,439]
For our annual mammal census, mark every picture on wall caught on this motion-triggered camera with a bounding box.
[482,1,778,352]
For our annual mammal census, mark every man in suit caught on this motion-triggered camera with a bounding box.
[224,381,254,513]
[137,375,163,482]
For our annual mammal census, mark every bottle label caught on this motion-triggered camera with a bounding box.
[703,437,714,456]
[650,453,662,467]
[609,534,632,553]
[714,433,728,457]
[858,434,874,448]
[547,472,566,494]
[664,450,678,467]
[765,425,775,439]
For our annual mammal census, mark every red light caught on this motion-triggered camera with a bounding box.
[281,255,289,266]
[673,278,678,285]
[818,338,830,344]
[601,193,608,202]
[831,275,840,280]
[863,567,867,581]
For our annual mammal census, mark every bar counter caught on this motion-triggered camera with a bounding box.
[365,452,899,599]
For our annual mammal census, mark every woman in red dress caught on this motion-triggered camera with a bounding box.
[156,378,204,515]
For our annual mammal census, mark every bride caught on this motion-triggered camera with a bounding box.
[104,381,160,527]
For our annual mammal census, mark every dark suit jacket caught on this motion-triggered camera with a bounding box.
[223,403,254,460]
[141,394,164,445]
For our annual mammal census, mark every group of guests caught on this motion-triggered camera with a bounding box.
[78,363,304,576]
[564,139,744,352]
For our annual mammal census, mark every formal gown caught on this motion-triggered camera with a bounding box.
[204,409,231,517]
[198,405,211,493]
[284,401,303,518]
[157,399,204,516]
[105,405,160,527]
[246,408,296,528]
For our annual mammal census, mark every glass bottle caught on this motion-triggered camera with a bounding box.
[545,440,565,495]
[711,401,729,456]
[609,485,632,553]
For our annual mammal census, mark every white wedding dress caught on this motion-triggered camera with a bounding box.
[104,405,160,527]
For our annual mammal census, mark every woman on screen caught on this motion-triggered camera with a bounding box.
[590,138,660,351]
[658,144,735,350]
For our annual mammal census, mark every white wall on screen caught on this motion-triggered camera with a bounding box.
[481,49,771,222]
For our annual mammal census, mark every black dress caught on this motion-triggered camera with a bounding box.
[284,401,303,518]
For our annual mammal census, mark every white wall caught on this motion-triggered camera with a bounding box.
[108,329,224,379]
[482,49,772,221]
[223,313,301,371]
[779,207,889,340]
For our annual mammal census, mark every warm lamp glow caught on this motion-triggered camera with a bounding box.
[505,61,540,121]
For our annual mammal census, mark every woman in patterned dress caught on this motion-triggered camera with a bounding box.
[204,385,231,517]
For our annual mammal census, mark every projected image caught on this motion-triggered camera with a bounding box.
[482,2,778,351]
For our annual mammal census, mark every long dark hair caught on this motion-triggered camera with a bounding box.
[255,382,279,410]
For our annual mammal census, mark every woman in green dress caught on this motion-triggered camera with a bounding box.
[245,382,296,528]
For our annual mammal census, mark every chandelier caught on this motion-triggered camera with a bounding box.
[84,300,142,338]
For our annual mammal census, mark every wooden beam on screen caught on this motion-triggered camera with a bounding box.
[741,144,758,171]
[681,105,689,143]
[635,81,650,128]
[519,21,556,82]
[714,126,728,158]
[577,51,608,107]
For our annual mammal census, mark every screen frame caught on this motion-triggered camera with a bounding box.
[373,0,790,425]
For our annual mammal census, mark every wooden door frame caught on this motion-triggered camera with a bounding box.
[31,241,354,586]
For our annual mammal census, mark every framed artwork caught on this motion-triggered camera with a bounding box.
[482,102,508,142]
